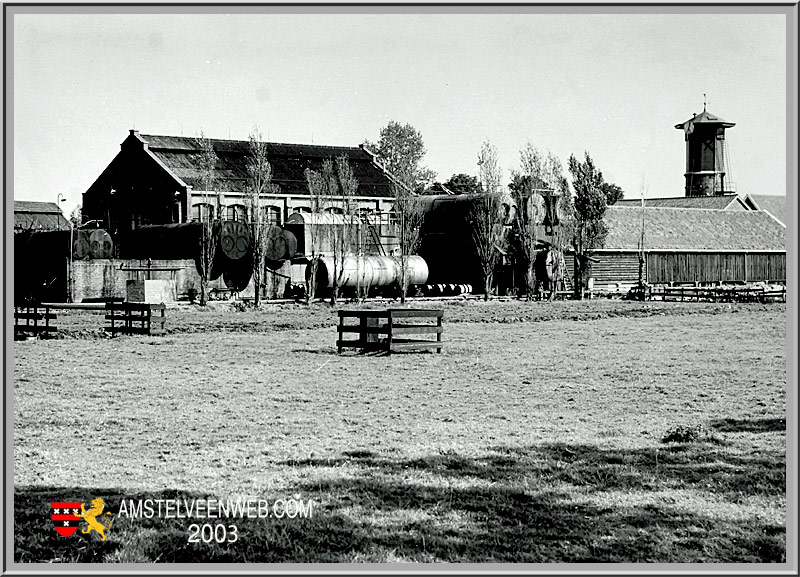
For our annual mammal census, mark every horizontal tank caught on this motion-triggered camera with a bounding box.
[310,255,429,290]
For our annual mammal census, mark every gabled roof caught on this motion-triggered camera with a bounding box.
[603,206,785,252]
[13,201,71,231]
[136,133,396,198]
[742,194,787,226]
[674,109,735,129]
[14,200,63,213]
[614,195,746,210]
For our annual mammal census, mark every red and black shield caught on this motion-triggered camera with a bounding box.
[50,502,81,537]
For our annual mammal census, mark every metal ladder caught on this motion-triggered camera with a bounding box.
[557,251,572,292]
[361,214,386,256]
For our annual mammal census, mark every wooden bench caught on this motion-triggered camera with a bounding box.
[337,308,443,355]
[105,302,166,336]
[14,304,57,338]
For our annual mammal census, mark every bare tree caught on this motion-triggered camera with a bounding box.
[391,166,426,304]
[470,140,505,300]
[245,127,276,307]
[331,154,359,305]
[637,178,648,297]
[510,143,550,300]
[197,131,219,306]
[542,153,570,301]
[303,161,334,303]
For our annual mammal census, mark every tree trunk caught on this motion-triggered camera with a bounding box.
[399,256,407,304]
[526,265,536,302]
[483,272,493,301]
[253,258,261,308]
[306,258,318,305]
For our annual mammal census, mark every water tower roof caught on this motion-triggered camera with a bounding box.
[674,109,736,129]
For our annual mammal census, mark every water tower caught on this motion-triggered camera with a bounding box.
[675,100,736,197]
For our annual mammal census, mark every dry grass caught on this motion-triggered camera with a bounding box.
[13,300,786,563]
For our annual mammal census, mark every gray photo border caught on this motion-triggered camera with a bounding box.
[4,2,797,575]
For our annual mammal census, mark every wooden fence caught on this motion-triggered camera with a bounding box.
[14,304,57,338]
[105,302,167,336]
[337,308,444,355]
[636,285,786,303]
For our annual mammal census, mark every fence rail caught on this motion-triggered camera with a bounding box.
[337,308,443,355]
[14,304,57,338]
[636,285,786,303]
[105,302,166,336]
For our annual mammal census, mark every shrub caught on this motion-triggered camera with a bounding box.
[661,423,707,444]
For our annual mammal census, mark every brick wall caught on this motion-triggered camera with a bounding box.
[71,258,298,302]
[71,259,205,302]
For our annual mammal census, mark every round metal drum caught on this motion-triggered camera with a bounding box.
[223,260,253,292]
[264,225,286,261]
[73,230,91,259]
[88,229,113,259]
[282,229,298,259]
[219,221,251,260]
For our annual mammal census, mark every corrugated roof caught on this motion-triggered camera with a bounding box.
[14,201,71,231]
[604,206,785,251]
[14,200,63,213]
[743,194,786,226]
[138,134,396,198]
[614,195,744,210]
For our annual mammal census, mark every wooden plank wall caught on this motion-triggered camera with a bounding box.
[570,252,786,286]
[746,253,786,283]
[647,253,743,284]
[564,253,639,286]
[647,252,785,284]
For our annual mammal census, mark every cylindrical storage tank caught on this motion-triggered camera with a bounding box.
[371,256,397,287]
[310,255,428,291]
[410,256,430,286]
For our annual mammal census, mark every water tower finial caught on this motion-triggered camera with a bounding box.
[703,93,707,112]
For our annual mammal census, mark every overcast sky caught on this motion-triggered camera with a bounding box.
[11,9,789,215]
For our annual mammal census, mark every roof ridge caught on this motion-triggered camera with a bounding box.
[139,133,362,151]
[608,205,731,212]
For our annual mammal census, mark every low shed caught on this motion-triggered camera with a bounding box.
[572,206,786,287]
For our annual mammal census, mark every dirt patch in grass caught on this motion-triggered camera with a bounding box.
[13,301,786,562]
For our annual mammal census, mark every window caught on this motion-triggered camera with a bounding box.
[262,205,282,225]
[193,203,215,222]
[227,204,248,222]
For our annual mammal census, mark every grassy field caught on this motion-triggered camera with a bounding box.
[13,299,786,563]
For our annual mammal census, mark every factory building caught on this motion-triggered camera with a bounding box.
[81,130,400,239]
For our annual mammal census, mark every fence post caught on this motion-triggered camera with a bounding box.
[387,310,393,355]
[436,312,443,353]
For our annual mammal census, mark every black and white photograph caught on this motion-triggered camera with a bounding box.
[6,4,795,570]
